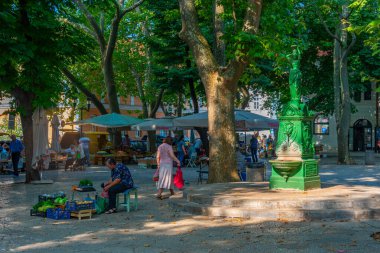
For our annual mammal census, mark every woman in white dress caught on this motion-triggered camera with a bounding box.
[156,136,180,199]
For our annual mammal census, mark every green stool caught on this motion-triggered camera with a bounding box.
[116,186,138,212]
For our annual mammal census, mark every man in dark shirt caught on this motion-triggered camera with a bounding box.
[103,158,134,214]
[250,135,259,163]
[9,135,24,176]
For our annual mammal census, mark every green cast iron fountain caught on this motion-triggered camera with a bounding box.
[269,46,321,191]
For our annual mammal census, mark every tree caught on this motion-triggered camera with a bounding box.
[71,0,144,144]
[316,0,375,164]
[0,0,88,182]
[177,0,263,182]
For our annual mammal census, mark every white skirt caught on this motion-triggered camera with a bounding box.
[157,163,173,190]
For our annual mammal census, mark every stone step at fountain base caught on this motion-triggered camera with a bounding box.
[168,182,380,221]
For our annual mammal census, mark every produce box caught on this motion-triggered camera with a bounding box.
[66,200,95,212]
[46,208,71,220]
[38,192,66,202]
[30,209,47,217]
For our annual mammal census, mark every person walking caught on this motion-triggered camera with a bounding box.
[102,158,134,214]
[156,136,181,199]
[250,134,259,163]
[9,135,24,176]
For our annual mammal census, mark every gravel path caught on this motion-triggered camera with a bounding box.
[0,164,380,252]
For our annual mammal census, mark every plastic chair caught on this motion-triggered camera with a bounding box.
[116,186,138,212]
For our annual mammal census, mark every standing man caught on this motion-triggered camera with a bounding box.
[79,137,90,165]
[176,135,187,166]
[250,134,259,163]
[10,134,24,176]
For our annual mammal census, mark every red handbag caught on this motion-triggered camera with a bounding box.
[173,166,184,189]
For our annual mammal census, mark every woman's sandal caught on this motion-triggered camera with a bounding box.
[105,208,117,214]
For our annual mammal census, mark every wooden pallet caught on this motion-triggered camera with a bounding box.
[70,210,94,220]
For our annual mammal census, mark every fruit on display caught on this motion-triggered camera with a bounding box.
[79,179,93,187]
[54,197,67,205]
[33,200,56,213]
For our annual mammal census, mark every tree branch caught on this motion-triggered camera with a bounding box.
[342,32,357,61]
[120,0,145,19]
[346,0,365,19]
[149,88,165,118]
[223,0,262,88]
[73,0,106,52]
[61,68,108,115]
[316,6,343,45]
[178,0,218,81]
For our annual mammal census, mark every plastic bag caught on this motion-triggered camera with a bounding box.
[95,197,108,214]
[173,166,184,189]
[153,167,159,182]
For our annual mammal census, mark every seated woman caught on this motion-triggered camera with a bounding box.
[64,144,77,171]
[102,158,134,214]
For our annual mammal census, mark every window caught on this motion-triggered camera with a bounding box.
[353,91,361,102]
[252,96,259,110]
[364,83,371,100]
[135,130,141,138]
[314,116,329,135]
[130,96,135,106]
[159,130,166,137]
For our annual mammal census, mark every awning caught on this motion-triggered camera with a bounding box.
[173,109,278,130]
[73,113,143,128]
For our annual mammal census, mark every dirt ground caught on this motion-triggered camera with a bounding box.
[1,165,380,253]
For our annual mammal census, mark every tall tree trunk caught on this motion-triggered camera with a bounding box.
[207,78,239,182]
[320,4,356,164]
[176,91,183,117]
[130,66,149,117]
[186,47,199,114]
[178,0,262,182]
[12,88,40,183]
[213,0,226,66]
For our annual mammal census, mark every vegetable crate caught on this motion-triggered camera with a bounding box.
[38,192,66,202]
[46,208,71,220]
[65,200,95,212]
[30,209,47,217]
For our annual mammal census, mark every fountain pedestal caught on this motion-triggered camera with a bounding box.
[270,159,320,190]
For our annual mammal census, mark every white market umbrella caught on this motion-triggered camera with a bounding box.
[173,109,279,130]
[51,114,61,153]
[32,108,49,179]
[131,117,180,131]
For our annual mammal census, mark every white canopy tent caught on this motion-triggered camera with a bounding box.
[131,117,180,131]
[173,109,279,130]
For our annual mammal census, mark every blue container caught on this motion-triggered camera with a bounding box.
[65,200,95,211]
[46,208,71,220]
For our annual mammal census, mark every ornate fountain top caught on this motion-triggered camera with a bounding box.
[286,45,302,103]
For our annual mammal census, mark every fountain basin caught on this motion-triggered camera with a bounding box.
[269,160,302,181]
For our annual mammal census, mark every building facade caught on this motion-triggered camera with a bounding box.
[313,82,378,152]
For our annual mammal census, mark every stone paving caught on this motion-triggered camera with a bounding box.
[0,160,380,252]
